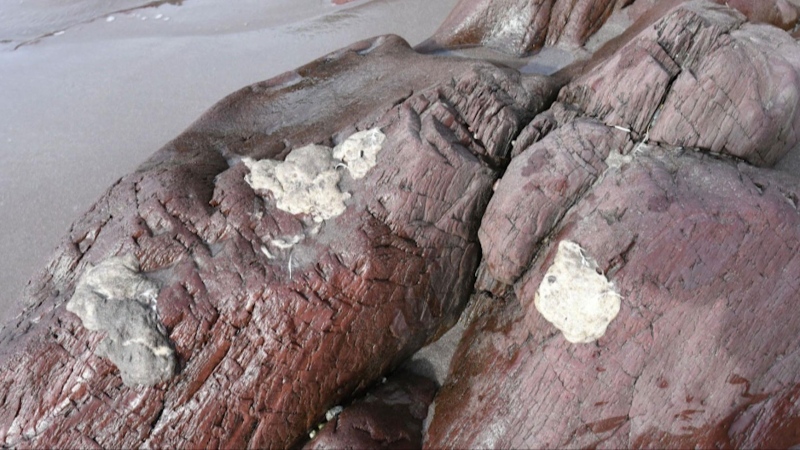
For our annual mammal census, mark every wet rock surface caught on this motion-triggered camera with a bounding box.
[424,1,800,448]
[426,143,800,448]
[560,1,800,166]
[2,0,800,448]
[419,0,800,57]
[0,35,552,449]
[418,0,634,56]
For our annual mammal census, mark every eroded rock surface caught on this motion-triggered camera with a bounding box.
[419,0,800,57]
[303,370,436,449]
[2,0,800,448]
[561,2,800,166]
[0,35,554,449]
[418,0,634,56]
[425,1,800,447]
[426,145,800,448]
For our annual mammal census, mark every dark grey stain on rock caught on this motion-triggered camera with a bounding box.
[66,254,175,387]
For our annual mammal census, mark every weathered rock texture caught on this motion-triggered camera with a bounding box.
[418,0,634,56]
[0,36,555,449]
[2,0,800,448]
[303,371,436,449]
[481,0,800,289]
[425,1,800,448]
[427,147,800,448]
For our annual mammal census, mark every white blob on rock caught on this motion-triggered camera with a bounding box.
[244,145,349,222]
[332,128,386,179]
[243,128,385,222]
[534,241,621,344]
[66,254,176,386]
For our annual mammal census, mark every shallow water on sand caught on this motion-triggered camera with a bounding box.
[0,0,459,324]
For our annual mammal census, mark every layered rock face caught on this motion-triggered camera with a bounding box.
[425,1,800,448]
[418,0,635,56]
[2,0,800,449]
[0,35,555,449]
[302,370,436,449]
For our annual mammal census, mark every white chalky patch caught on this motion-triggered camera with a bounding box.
[243,128,385,222]
[271,234,303,249]
[534,240,621,344]
[332,128,386,179]
[244,145,349,223]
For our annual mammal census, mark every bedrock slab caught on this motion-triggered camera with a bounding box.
[2,0,799,447]
[560,1,800,166]
[426,142,800,449]
[482,0,800,290]
[418,0,634,56]
[419,0,799,57]
[0,35,554,449]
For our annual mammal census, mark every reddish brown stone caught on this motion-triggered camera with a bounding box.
[560,1,800,166]
[479,119,632,285]
[2,0,800,448]
[0,36,554,449]
[417,0,634,56]
[302,371,436,450]
[424,2,800,447]
[720,0,799,30]
[425,136,800,449]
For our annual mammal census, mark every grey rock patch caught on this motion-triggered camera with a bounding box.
[66,254,175,387]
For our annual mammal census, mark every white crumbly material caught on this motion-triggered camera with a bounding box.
[243,128,386,223]
[332,128,386,179]
[534,241,621,344]
[244,145,349,223]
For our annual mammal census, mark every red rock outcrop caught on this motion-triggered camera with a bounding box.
[0,36,555,449]
[418,0,800,57]
[425,1,800,447]
[426,145,800,447]
[626,0,800,30]
[2,0,800,448]
[302,371,436,449]
[560,2,800,167]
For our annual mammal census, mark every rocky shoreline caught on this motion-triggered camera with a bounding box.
[2,0,800,448]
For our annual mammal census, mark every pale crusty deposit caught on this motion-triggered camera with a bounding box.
[534,240,621,343]
[243,128,386,222]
